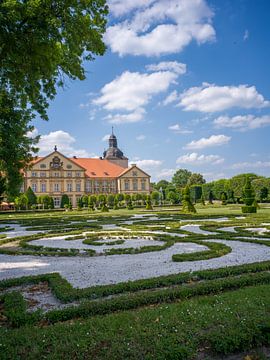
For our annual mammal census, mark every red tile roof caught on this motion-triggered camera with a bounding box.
[29,155,128,178]
[72,158,125,178]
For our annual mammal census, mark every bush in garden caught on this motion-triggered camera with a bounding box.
[77,197,83,210]
[181,186,196,213]
[221,192,227,205]
[113,197,119,210]
[25,186,37,208]
[60,194,70,208]
[107,194,115,208]
[151,191,159,205]
[145,194,153,210]
[101,204,109,212]
[200,194,205,205]
[242,177,257,213]
[208,190,214,204]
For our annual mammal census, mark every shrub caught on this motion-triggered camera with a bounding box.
[242,177,256,213]
[181,186,196,213]
[145,195,153,210]
[242,206,257,213]
[220,192,227,205]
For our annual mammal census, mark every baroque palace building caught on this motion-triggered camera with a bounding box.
[23,131,151,208]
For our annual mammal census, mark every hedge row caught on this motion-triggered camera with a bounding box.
[3,271,270,327]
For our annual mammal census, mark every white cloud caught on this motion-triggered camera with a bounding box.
[156,168,176,179]
[168,123,193,134]
[176,152,224,165]
[146,61,186,75]
[27,128,39,138]
[163,90,179,106]
[108,0,155,17]
[94,64,185,124]
[185,134,231,150]
[102,134,110,142]
[179,83,269,112]
[105,0,215,57]
[202,172,226,182]
[213,114,270,131]
[36,130,93,158]
[132,159,163,171]
[94,70,178,112]
[232,161,270,170]
[105,109,145,124]
[136,135,146,141]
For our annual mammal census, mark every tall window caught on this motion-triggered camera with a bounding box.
[141,180,146,191]
[54,172,60,177]
[40,172,46,177]
[124,180,130,191]
[75,171,81,177]
[67,171,72,177]
[41,183,46,193]
[76,183,81,192]
[67,183,72,192]
[133,180,138,191]
[85,181,91,192]
[31,172,37,177]
[54,183,60,192]
[31,183,37,192]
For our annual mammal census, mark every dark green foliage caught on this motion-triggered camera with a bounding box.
[208,190,214,204]
[0,174,6,201]
[242,177,257,213]
[107,194,115,207]
[60,194,70,208]
[187,173,205,185]
[0,0,108,120]
[221,192,227,205]
[113,197,119,210]
[0,92,39,198]
[145,195,153,210]
[151,191,160,205]
[172,169,192,188]
[242,206,257,213]
[181,186,196,213]
[25,187,37,207]
[260,186,268,202]
[190,185,202,203]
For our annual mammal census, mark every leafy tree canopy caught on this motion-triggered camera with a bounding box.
[188,173,206,185]
[171,169,192,188]
[0,0,108,119]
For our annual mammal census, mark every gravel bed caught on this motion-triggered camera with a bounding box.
[180,217,229,223]
[218,227,238,233]
[180,224,218,235]
[1,239,270,288]
[30,236,165,253]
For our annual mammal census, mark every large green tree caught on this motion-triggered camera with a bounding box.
[0,92,39,197]
[0,0,108,197]
[172,169,192,188]
[188,173,205,185]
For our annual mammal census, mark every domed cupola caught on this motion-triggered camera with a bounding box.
[103,128,128,168]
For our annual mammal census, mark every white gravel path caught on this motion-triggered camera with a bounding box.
[180,217,229,223]
[0,223,44,238]
[180,224,217,235]
[1,239,270,288]
[218,226,238,233]
[30,236,165,253]
[245,227,270,234]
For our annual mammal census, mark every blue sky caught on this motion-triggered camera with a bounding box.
[32,0,270,182]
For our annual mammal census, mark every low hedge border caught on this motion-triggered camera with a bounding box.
[172,240,230,262]
[3,271,270,328]
[1,261,270,303]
